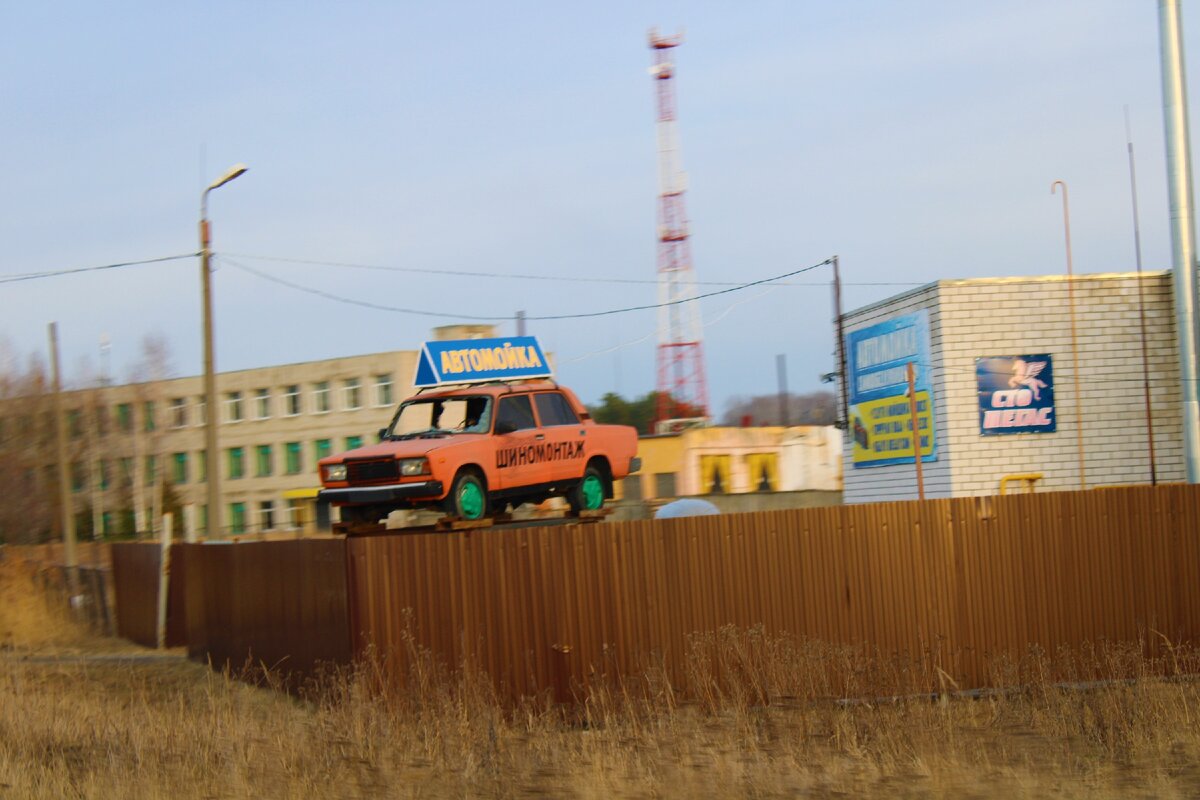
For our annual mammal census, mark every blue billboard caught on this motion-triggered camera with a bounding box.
[414,336,551,387]
[976,355,1056,435]
[844,310,937,467]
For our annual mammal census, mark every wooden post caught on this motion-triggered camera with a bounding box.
[156,512,173,649]
[907,361,926,501]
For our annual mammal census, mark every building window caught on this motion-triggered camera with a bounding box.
[621,475,643,502]
[198,504,207,533]
[654,472,677,498]
[67,410,83,438]
[285,442,302,475]
[119,457,133,486]
[98,459,110,490]
[95,406,109,437]
[196,396,207,425]
[256,444,273,477]
[313,382,331,413]
[144,455,158,486]
[116,403,133,433]
[228,447,245,480]
[226,391,244,423]
[345,435,363,451]
[70,461,86,493]
[375,374,393,407]
[255,388,271,420]
[260,500,275,532]
[287,499,305,530]
[143,401,156,432]
[170,398,187,428]
[172,452,188,485]
[197,450,207,483]
[314,439,332,462]
[344,378,362,410]
[284,384,301,416]
[230,502,246,535]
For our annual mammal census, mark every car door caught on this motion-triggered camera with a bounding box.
[491,393,548,491]
[532,391,587,484]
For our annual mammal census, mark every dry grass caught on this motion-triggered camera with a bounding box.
[2,558,1200,799]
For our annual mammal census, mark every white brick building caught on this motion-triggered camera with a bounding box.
[842,271,1183,503]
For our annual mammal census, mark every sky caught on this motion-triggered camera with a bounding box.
[1,1,1195,413]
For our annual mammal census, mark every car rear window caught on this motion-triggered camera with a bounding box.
[496,395,537,431]
[534,392,579,426]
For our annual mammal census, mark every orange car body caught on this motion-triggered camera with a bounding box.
[316,380,639,519]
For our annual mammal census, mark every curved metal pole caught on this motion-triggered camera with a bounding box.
[1051,180,1087,490]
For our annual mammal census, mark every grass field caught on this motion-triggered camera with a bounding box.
[3,557,1200,799]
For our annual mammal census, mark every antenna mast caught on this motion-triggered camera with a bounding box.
[649,28,709,428]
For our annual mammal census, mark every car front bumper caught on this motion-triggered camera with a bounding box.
[317,480,444,506]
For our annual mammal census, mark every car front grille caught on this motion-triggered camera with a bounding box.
[347,458,400,485]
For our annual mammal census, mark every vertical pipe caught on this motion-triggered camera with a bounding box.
[1051,181,1087,490]
[1125,109,1159,484]
[516,310,526,337]
[776,354,789,426]
[1160,0,1200,483]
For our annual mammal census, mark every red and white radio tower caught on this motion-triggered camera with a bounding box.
[649,28,709,427]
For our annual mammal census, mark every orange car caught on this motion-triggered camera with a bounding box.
[317,380,640,523]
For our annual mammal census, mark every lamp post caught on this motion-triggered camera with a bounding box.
[1051,180,1087,490]
[200,164,247,539]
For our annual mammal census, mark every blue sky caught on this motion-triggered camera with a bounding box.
[0,2,1193,411]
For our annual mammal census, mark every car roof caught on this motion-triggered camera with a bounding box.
[410,380,562,400]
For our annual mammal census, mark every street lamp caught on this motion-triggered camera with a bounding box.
[200,163,248,539]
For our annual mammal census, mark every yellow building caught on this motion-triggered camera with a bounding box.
[618,425,842,501]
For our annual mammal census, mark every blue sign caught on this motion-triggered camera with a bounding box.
[413,336,552,387]
[976,355,1056,435]
[844,310,937,467]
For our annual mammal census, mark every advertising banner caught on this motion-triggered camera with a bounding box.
[976,355,1056,435]
[413,337,551,387]
[845,310,936,468]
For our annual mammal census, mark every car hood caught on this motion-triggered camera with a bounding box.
[338,435,486,461]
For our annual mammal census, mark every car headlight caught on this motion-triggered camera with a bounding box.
[399,458,430,476]
[324,464,347,482]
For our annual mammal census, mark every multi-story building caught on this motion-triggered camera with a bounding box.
[1,325,499,540]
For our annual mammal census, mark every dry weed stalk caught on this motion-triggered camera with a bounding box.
[4,564,1200,797]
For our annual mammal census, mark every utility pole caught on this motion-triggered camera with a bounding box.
[49,323,79,590]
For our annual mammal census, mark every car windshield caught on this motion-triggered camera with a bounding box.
[387,396,492,438]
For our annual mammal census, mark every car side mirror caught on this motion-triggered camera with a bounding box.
[377,428,388,442]
[495,420,517,435]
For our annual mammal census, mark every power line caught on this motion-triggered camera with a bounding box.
[218,254,836,322]
[224,251,918,288]
[0,253,199,285]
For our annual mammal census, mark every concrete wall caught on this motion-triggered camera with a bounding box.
[607,490,844,521]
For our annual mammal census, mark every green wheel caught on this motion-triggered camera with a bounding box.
[445,471,489,520]
[569,465,606,513]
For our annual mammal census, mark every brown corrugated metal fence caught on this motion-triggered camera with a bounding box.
[110,543,188,647]
[180,540,352,678]
[346,485,1200,699]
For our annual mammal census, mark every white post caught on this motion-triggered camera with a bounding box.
[183,504,198,544]
[155,512,173,649]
